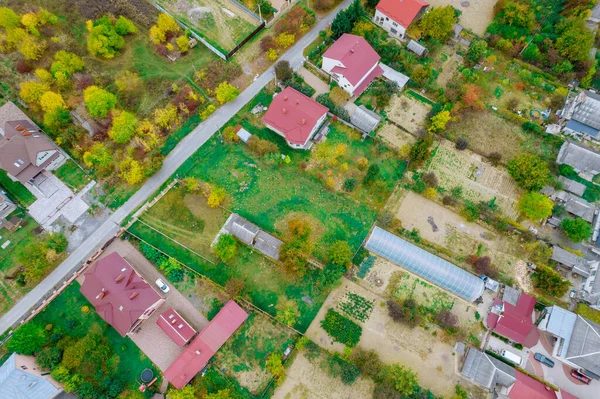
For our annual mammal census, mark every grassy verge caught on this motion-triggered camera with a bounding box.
[0,170,35,207]
[52,160,91,192]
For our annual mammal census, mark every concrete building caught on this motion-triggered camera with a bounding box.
[373,0,428,40]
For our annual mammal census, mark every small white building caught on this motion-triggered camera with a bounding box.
[373,0,429,40]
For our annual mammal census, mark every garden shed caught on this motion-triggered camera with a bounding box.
[365,227,485,302]
[407,40,427,57]
[351,105,381,133]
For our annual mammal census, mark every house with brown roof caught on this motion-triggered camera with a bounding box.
[322,34,384,97]
[80,252,165,337]
[0,103,65,184]
[373,0,429,40]
[263,87,328,149]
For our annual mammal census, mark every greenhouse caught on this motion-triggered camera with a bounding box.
[365,227,485,302]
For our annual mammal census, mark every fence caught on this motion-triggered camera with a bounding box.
[225,22,266,59]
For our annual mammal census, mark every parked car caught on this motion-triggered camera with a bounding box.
[569,290,577,299]
[571,369,592,385]
[155,278,170,293]
[533,353,555,368]
[500,350,523,366]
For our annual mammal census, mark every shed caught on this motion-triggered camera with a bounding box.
[558,176,587,196]
[461,348,516,390]
[407,40,427,57]
[235,126,252,143]
[351,105,381,133]
[379,63,409,90]
[551,246,590,277]
[224,213,260,246]
[564,195,596,223]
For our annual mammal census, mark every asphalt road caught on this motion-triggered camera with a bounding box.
[0,0,352,334]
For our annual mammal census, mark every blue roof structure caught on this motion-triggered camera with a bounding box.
[0,353,61,399]
[566,119,600,138]
[365,227,485,302]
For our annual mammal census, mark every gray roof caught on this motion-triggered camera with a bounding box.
[564,195,595,223]
[502,286,521,306]
[540,186,555,196]
[542,306,577,342]
[461,348,516,389]
[558,176,587,196]
[222,213,282,260]
[379,63,409,90]
[0,353,61,399]
[350,105,381,133]
[557,141,600,177]
[572,91,600,131]
[407,40,427,56]
[565,316,600,376]
[253,230,283,261]
[592,2,600,19]
[551,246,591,277]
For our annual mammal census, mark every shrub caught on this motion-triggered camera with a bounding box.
[321,309,362,347]
[561,217,592,242]
[455,137,469,150]
[275,60,293,82]
[328,240,352,267]
[532,264,570,297]
[8,322,48,355]
[387,300,404,322]
[213,234,237,262]
[422,172,438,187]
[519,192,553,220]
[248,136,278,156]
[487,152,502,166]
[436,310,458,329]
[84,86,117,118]
[344,178,357,192]
[507,153,550,191]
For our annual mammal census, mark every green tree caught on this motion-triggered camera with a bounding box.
[84,86,118,118]
[419,6,457,40]
[36,347,62,370]
[47,233,68,253]
[276,298,300,327]
[168,386,197,399]
[266,352,286,384]
[86,16,125,58]
[507,153,549,191]
[500,1,535,28]
[561,217,592,242]
[522,44,541,62]
[213,234,237,261]
[331,10,352,39]
[115,16,137,36]
[555,17,594,63]
[518,192,553,220]
[0,7,20,30]
[50,51,85,78]
[409,136,433,167]
[533,264,570,297]
[215,81,239,104]
[465,39,488,65]
[363,164,380,185]
[8,322,48,355]
[19,81,50,104]
[44,107,71,129]
[328,240,352,267]
[109,110,138,144]
[380,364,420,397]
[206,390,233,399]
[83,142,113,173]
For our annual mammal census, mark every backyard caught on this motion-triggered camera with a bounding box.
[52,160,92,192]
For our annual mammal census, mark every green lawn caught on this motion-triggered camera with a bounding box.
[0,211,39,273]
[0,170,35,207]
[31,282,160,391]
[52,160,91,192]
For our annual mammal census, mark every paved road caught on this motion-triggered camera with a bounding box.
[0,0,351,334]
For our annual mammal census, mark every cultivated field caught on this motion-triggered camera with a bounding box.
[426,140,522,218]
[385,94,432,137]
[157,0,260,53]
[424,0,495,35]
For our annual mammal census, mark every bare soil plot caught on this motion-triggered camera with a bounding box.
[305,279,464,397]
[436,50,462,88]
[425,0,495,36]
[426,140,522,218]
[377,123,416,152]
[273,351,375,399]
[385,94,431,136]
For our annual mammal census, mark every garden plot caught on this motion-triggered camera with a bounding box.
[385,94,431,137]
[424,0,495,36]
[377,123,416,152]
[426,140,522,218]
[305,278,463,397]
[157,0,260,53]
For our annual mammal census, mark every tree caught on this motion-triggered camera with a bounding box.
[329,240,352,267]
[436,310,458,328]
[153,104,180,130]
[109,110,138,144]
[387,300,404,322]
[156,13,180,35]
[275,32,295,48]
[83,142,113,171]
[176,35,190,52]
[213,234,237,261]
[44,106,71,129]
[455,137,469,150]
[462,84,484,110]
[381,364,420,397]
[50,51,85,78]
[487,152,502,166]
[248,136,278,156]
[39,91,65,113]
[409,136,433,167]
[522,44,541,62]
[8,322,47,355]
[36,347,62,370]
[501,1,535,28]
[533,264,570,297]
[159,257,184,282]
[330,86,350,106]
[0,7,20,30]
[275,60,293,82]
[47,233,68,253]
[555,17,594,63]
[276,298,300,327]
[519,192,553,220]
[18,33,47,60]
[428,110,451,133]
[208,186,226,208]
[561,218,592,242]
[466,39,488,65]
[473,256,498,278]
[206,390,233,399]
[150,25,166,44]
[86,17,126,58]
[266,353,286,384]
[115,16,137,36]
[507,153,550,191]
[419,6,456,40]
[215,81,239,104]
[119,158,143,185]
[331,10,353,39]
[20,81,50,104]
[84,86,117,118]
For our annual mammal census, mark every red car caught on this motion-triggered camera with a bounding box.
[571,369,592,385]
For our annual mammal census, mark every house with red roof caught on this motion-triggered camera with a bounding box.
[486,287,540,348]
[80,252,165,337]
[156,308,197,348]
[373,0,429,40]
[321,34,384,97]
[164,300,248,389]
[263,86,328,149]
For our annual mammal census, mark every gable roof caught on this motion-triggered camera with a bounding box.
[557,141,600,176]
[407,40,427,56]
[508,371,557,399]
[80,252,162,337]
[0,353,60,399]
[461,348,516,389]
[323,34,381,86]
[351,105,381,133]
[487,293,540,347]
[164,300,248,389]
[222,213,284,260]
[564,195,595,223]
[262,87,328,145]
[551,246,590,278]
[565,315,600,376]
[375,0,429,28]
[156,308,197,347]
[571,91,600,132]
[558,176,587,197]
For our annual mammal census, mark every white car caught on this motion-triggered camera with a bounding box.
[155,278,170,293]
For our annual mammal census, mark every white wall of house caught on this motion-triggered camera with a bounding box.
[323,56,379,97]
[322,57,343,74]
[265,112,327,149]
[373,10,407,39]
[45,152,66,171]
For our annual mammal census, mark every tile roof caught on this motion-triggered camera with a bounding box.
[262,87,328,145]
[353,65,384,97]
[558,176,587,197]
[508,371,557,399]
[572,91,600,132]
[375,0,429,28]
[222,213,283,260]
[156,308,197,347]
[551,246,590,278]
[488,292,540,347]
[323,34,381,86]
[564,195,595,223]
[565,316,600,376]
[163,300,248,389]
[80,252,162,337]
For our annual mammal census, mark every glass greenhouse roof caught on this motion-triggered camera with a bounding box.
[365,227,485,302]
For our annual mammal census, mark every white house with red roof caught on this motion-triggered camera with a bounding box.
[262,86,328,149]
[373,0,429,39]
[321,34,384,97]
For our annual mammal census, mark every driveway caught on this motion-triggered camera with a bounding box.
[95,239,209,371]
[0,0,355,335]
[297,67,329,98]
[486,336,533,371]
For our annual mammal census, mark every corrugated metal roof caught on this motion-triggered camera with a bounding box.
[558,176,587,196]
[379,63,409,90]
[543,306,577,360]
[407,40,427,56]
[572,91,600,131]
[365,227,485,302]
[350,105,381,133]
[0,354,61,399]
[461,348,516,389]
[557,141,600,176]
[565,316,600,376]
[551,246,590,278]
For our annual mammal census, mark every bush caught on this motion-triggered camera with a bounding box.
[213,234,237,262]
[248,136,278,156]
[532,264,570,297]
[344,178,357,192]
[387,300,404,322]
[328,240,352,267]
[561,217,592,242]
[487,152,502,166]
[321,309,362,347]
[421,172,438,187]
[8,322,48,355]
[436,310,458,329]
[455,137,469,150]
[474,256,498,278]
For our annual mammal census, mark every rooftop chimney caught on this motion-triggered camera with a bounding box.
[115,274,125,283]
[97,292,106,300]
[282,108,287,114]
[284,96,288,101]
[296,99,300,104]
[195,350,201,355]
[171,318,177,324]
[130,292,139,300]
[16,125,25,131]
[301,119,306,125]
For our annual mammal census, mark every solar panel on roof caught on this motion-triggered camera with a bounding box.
[365,227,485,302]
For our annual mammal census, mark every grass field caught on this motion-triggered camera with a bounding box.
[0,211,39,273]
[52,160,91,192]
[0,170,35,207]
